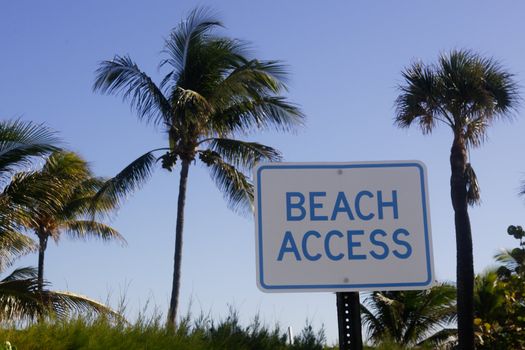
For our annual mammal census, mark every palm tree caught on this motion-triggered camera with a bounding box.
[394,50,519,349]
[93,7,303,327]
[361,284,457,347]
[0,120,60,268]
[11,151,125,290]
[0,120,117,321]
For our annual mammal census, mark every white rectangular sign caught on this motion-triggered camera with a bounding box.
[254,161,434,292]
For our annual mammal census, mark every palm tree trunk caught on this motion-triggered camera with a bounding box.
[450,135,474,350]
[168,159,190,329]
[37,233,48,291]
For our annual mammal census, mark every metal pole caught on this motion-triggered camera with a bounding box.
[336,292,363,350]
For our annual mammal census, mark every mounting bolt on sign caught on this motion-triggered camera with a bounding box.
[253,161,435,292]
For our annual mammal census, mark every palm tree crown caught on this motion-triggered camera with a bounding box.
[93,8,302,212]
[93,7,304,326]
[13,151,125,290]
[395,50,519,146]
[361,284,457,347]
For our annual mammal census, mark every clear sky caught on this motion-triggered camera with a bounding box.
[2,0,525,344]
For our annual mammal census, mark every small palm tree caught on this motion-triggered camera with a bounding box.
[11,151,125,290]
[93,7,303,326]
[361,284,457,347]
[394,50,519,349]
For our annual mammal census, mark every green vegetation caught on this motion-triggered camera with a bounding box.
[394,49,520,349]
[0,312,329,350]
[472,226,525,349]
[361,284,456,347]
[93,7,304,326]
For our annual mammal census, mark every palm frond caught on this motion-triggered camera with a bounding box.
[93,56,171,126]
[42,151,92,180]
[2,267,37,281]
[2,169,83,234]
[361,303,386,345]
[0,120,59,180]
[160,7,222,74]
[473,270,507,323]
[1,171,63,215]
[206,155,253,214]
[0,267,119,322]
[402,284,457,344]
[92,151,158,210]
[464,118,488,147]
[494,249,518,266]
[211,59,290,109]
[60,177,117,219]
[215,96,304,134]
[0,267,43,322]
[482,58,520,116]
[168,36,250,101]
[0,228,35,272]
[61,220,125,244]
[207,138,281,172]
[45,290,121,320]
[494,247,525,278]
[465,163,481,206]
[417,328,457,347]
[395,62,446,133]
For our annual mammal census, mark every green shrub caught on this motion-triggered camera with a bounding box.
[0,311,329,350]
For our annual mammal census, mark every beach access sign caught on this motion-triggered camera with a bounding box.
[254,161,434,293]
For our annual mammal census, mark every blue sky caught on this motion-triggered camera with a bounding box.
[2,0,525,343]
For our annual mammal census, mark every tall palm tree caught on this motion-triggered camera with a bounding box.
[361,284,457,347]
[93,7,303,327]
[11,151,125,290]
[394,50,519,349]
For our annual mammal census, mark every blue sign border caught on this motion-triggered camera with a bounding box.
[256,162,433,291]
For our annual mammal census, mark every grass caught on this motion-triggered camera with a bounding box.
[0,309,331,350]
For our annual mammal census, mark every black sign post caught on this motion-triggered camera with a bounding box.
[336,292,363,350]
